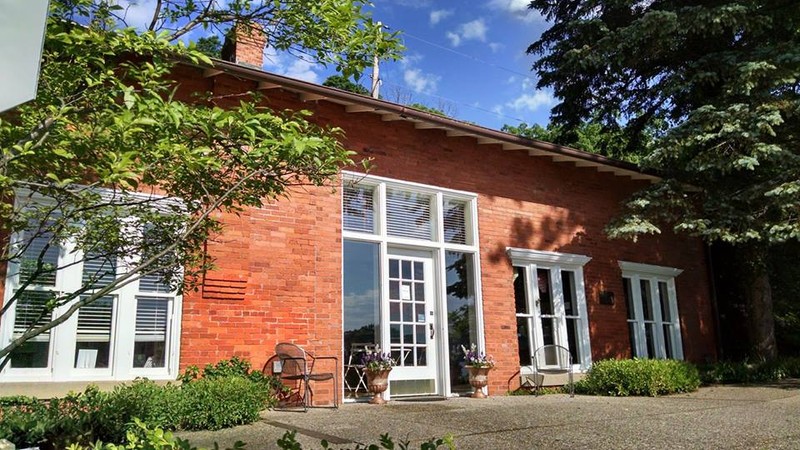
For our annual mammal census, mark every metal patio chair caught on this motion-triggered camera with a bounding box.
[274,343,339,411]
[532,344,574,397]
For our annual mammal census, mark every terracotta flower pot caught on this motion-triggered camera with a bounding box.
[366,368,391,404]
[467,366,491,398]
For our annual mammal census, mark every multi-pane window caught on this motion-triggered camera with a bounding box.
[342,177,474,246]
[388,259,428,367]
[620,261,684,360]
[1,193,182,381]
[341,173,480,397]
[509,248,592,370]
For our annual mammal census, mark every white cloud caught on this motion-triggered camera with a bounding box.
[446,18,488,47]
[446,31,461,47]
[404,68,440,94]
[263,47,321,83]
[394,0,432,7]
[430,9,454,25]
[488,42,504,53]
[399,52,423,69]
[460,19,488,41]
[283,59,320,83]
[506,89,556,112]
[487,0,543,22]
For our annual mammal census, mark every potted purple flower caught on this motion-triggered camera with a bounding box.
[462,343,495,398]
[362,346,396,404]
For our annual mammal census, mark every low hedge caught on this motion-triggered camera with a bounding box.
[0,357,281,448]
[698,356,800,385]
[575,358,701,397]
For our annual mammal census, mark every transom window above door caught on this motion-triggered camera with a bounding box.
[342,173,475,247]
[508,248,592,371]
[620,261,684,360]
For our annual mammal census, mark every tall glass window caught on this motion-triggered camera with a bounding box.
[342,174,481,398]
[445,252,478,393]
[343,240,381,353]
[620,261,684,360]
[509,248,592,371]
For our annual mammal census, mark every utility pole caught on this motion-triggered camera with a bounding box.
[371,21,382,99]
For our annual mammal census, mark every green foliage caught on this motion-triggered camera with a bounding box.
[179,377,269,431]
[0,359,279,447]
[276,430,456,450]
[323,75,369,95]
[195,35,223,58]
[575,359,701,397]
[501,121,643,163]
[1,0,401,365]
[698,357,800,385]
[98,380,183,437]
[528,0,800,361]
[179,356,286,405]
[407,103,449,118]
[66,419,246,450]
[529,0,800,245]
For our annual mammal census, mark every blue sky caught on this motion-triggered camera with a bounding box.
[119,0,555,131]
[348,0,555,131]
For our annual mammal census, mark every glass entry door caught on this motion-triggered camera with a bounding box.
[385,249,438,396]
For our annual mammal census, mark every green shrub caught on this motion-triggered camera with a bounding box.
[179,356,284,409]
[698,356,800,384]
[93,380,182,442]
[0,397,49,448]
[65,419,246,450]
[178,376,270,431]
[276,430,455,450]
[575,358,701,397]
[0,357,281,447]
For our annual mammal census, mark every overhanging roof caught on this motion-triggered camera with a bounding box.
[188,58,659,183]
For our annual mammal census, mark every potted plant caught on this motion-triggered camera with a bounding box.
[462,343,495,398]
[362,347,396,404]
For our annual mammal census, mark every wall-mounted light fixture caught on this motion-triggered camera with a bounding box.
[599,290,615,305]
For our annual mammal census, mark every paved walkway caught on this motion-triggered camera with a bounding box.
[181,382,800,449]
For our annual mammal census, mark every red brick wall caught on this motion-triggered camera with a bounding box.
[171,65,717,399]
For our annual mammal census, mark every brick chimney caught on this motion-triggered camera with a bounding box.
[220,22,266,68]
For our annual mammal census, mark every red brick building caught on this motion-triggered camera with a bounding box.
[0,36,717,402]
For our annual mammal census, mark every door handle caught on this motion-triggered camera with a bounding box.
[429,323,435,339]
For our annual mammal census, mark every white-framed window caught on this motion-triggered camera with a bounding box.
[342,174,476,248]
[508,248,592,371]
[620,261,684,360]
[0,189,183,382]
[341,172,484,397]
